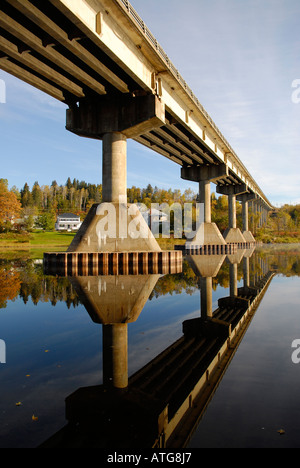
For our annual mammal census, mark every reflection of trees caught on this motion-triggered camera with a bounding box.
[149,261,198,299]
[19,267,80,308]
[256,247,300,277]
[0,265,21,308]
[149,259,243,300]
[2,249,300,309]
[150,250,300,299]
[0,259,80,309]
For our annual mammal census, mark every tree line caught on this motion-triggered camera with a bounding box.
[0,177,201,231]
[1,177,300,241]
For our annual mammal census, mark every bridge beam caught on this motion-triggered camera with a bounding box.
[181,164,228,249]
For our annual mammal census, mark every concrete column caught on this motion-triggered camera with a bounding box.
[217,185,247,246]
[242,200,249,232]
[200,276,213,319]
[243,256,250,288]
[199,180,211,223]
[102,132,127,203]
[67,130,161,252]
[103,323,128,390]
[180,164,229,248]
[237,193,257,244]
[230,263,238,297]
[257,204,261,228]
[228,194,237,229]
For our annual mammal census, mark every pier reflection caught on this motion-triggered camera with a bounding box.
[69,274,160,390]
[40,248,275,448]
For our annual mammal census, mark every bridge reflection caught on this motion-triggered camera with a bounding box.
[40,248,274,448]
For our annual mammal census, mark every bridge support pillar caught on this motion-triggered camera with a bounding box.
[217,184,248,246]
[254,201,269,229]
[237,193,257,244]
[187,254,226,320]
[65,94,167,253]
[67,132,161,253]
[102,132,127,203]
[103,324,128,390]
[180,165,228,250]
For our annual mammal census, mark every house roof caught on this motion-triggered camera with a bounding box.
[57,213,80,219]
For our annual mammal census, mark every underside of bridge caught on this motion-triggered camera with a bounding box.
[0,0,273,255]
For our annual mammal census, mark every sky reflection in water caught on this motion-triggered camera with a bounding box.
[0,246,300,448]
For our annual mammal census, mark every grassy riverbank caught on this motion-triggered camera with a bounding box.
[0,231,186,259]
[0,231,76,259]
[1,230,299,260]
[0,231,75,249]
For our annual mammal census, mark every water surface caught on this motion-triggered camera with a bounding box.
[0,246,300,448]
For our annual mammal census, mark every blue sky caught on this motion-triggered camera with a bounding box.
[1,0,300,207]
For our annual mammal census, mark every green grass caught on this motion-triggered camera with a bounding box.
[29,231,76,246]
[0,231,77,260]
[0,231,76,249]
[0,231,186,260]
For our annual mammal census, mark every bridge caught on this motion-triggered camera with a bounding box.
[0,0,273,253]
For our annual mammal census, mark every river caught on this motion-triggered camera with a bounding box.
[0,245,300,448]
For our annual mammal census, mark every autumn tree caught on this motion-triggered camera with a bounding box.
[0,266,21,308]
[0,179,22,231]
[20,182,32,207]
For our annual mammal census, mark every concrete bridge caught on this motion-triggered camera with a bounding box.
[0,0,273,252]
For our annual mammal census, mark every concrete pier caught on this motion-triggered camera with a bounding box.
[67,129,162,254]
[44,95,184,269]
[180,165,228,251]
[217,184,251,247]
[69,273,160,390]
[187,254,226,319]
[237,193,257,245]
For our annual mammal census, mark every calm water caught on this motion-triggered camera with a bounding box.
[1,245,300,448]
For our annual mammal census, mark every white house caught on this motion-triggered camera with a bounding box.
[55,213,82,231]
[138,205,169,228]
